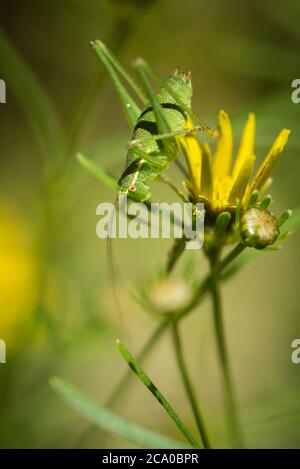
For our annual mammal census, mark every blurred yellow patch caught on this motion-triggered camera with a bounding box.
[0,198,37,349]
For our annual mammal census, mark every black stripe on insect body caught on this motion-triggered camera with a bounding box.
[133,120,165,153]
[137,102,187,122]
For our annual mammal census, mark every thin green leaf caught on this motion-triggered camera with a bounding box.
[214,211,232,237]
[260,195,272,210]
[76,152,118,190]
[50,377,187,449]
[93,40,147,104]
[91,40,141,129]
[0,27,61,160]
[245,392,300,430]
[117,340,200,448]
[278,209,292,228]
[280,206,300,236]
[221,249,262,282]
[100,244,247,411]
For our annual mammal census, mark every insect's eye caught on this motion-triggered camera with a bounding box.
[128,184,136,192]
[240,208,279,249]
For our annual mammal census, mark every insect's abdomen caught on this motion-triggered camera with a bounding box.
[133,102,187,154]
[118,103,187,197]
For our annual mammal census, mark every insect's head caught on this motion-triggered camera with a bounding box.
[163,67,193,108]
[173,67,192,85]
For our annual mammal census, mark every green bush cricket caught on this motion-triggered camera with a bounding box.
[90,40,215,203]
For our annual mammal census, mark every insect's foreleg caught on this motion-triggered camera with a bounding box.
[91,40,141,129]
[127,125,202,149]
[140,60,218,138]
[161,175,189,203]
[132,147,188,201]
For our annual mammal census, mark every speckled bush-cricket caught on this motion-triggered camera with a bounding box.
[90,40,214,204]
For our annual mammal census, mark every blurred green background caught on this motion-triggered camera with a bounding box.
[0,0,300,448]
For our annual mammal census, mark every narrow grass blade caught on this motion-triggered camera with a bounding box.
[76,152,118,190]
[51,377,188,449]
[133,58,172,139]
[117,340,200,448]
[91,40,141,129]
[93,40,147,104]
[278,209,292,228]
[245,392,300,431]
[279,206,300,236]
[0,27,61,160]
[214,211,232,237]
[97,243,246,413]
[221,249,262,282]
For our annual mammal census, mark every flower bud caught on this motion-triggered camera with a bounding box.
[240,208,279,249]
[150,278,191,314]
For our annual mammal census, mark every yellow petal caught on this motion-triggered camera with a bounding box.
[232,113,255,181]
[179,118,202,194]
[200,143,213,200]
[250,128,291,193]
[213,110,233,178]
[229,153,255,205]
[259,177,273,196]
[212,176,232,212]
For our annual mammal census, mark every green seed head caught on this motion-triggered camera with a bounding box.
[150,278,191,314]
[240,208,279,249]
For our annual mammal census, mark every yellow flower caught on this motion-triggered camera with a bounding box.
[180,111,290,217]
[0,199,37,349]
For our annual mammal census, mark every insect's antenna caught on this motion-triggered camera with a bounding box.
[183,70,192,81]
[107,198,129,340]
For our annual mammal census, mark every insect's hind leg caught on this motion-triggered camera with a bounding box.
[130,147,188,202]
[127,125,202,149]
[132,58,178,156]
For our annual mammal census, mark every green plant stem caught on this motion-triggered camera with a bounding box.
[117,341,201,448]
[171,322,211,448]
[73,237,186,448]
[73,321,168,448]
[74,243,245,447]
[166,237,187,274]
[107,322,167,407]
[106,243,246,409]
[209,251,243,448]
